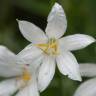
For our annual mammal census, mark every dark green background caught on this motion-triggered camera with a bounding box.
[0,0,96,96]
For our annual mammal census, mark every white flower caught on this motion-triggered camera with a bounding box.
[74,63,96,96]
[0,45,40,96]
[17,3,95,92]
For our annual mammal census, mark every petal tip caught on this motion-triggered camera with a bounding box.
[73,77,82,82]
[53,2,62,10]
[54,2,61,7]
[82,34,95,44]
[16,19,23,24]
[87,36,96,46]
[0,45,7,49]
[0,45,9,53]
[74,72,82,81]
[74,75,82,82]
[16,19,22,24]
[68,73,82,81]
[16,19,25,25]
[77,77,82,82]
[16,19,19,22]
[91,37,96,43]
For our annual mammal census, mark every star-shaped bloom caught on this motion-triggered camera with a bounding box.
[17,3,95,92]
[74,63,96,96]
[0,45,41,96]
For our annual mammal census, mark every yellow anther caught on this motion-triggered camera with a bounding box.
[22,68,31,81]
[36,39,59,55]
[36,44,48,47]
[36,44,48,51]
[49,42,57,48]
[15,66,31,90]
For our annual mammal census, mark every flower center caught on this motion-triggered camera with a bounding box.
[17,65,31,89]
[36,38,59,55]
[22,67,31,81]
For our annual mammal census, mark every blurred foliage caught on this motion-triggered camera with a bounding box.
[0,0,96,96]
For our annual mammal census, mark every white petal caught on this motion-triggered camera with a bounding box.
[16,77,39,96]
[0,78,21,96]
[0,45,16,65]
[56,51,81,81]
[80,63,96,77]
[2,95,10,96]
[0,65,22,77]
[38,55,56,92]
[59,34,95,51]
[17,20,48,44]
[0,46,22,77]
[74,78,96,96]
[17,44,43,69]
[45,3,67,39]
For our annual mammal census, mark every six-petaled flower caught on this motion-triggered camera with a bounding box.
[17,3,95,92]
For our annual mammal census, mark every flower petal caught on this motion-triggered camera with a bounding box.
[0,78,21,96]
[59,34,95,51]
[16,76,39,96]
[56,51,81,81]
[38,55,56,92]
[45,3,67,39]
[74,78,96,96]
[17,44,44,69]
[0,45,16,65]
[2,95,10,96]
[80,63,96,77]
[17,20,48,44]
[0,46,22,77]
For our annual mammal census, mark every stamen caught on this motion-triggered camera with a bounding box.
[36,39,59,55]
[36,44,48,47]
[15,65,31,90]
[36,44,48,51]
[22,67,31,81]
